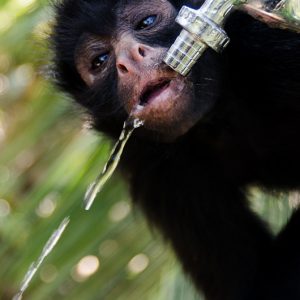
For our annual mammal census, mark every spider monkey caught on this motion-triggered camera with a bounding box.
[52,0,300,299]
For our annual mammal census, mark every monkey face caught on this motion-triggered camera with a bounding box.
[53,0,220,141]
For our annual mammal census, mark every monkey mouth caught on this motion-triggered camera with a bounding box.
[131,74,195,140]
[139,79,171,106]
[131,74,188,135]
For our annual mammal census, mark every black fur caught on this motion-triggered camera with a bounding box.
[52,1,300,299]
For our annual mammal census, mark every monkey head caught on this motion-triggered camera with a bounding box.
[52,0,220,141]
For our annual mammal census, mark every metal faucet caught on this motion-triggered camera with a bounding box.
[164,0,300,76]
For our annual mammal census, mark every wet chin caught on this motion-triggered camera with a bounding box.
[138,106,203,142]
[128,79,205,142]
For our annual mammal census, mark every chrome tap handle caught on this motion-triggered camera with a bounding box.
[164,0,300,76]
[164,2,233,76]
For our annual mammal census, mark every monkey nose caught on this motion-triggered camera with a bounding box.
[116,44,147,76]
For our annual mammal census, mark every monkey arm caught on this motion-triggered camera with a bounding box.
[121,139,273,300]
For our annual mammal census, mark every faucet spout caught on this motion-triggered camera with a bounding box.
[163,0,234,76]
[164,0,300,76]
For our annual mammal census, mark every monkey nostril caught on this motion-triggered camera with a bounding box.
[138,47,145,57]
[117,64,128,74]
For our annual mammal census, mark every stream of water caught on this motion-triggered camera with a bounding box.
[84,117,144,210]
[13,116,144,300]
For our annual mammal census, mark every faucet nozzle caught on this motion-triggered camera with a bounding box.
[164,3,232,76]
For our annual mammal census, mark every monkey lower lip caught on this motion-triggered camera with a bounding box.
[139,80,171,106]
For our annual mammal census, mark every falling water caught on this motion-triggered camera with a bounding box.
[12,217,70,300]
[84,116,144,210]
[12,115,143,300]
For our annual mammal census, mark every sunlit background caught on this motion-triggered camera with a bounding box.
[0,0,296,299]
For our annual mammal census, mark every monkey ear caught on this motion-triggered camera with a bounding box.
[75,59,96,87]
[74,41,98,87]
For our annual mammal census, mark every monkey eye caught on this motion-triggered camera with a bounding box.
[91,53,109,70]
[135,15,157,30]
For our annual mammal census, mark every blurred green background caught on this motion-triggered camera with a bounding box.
[0,0,295,299]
